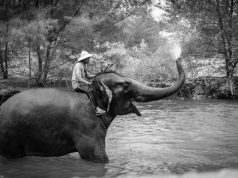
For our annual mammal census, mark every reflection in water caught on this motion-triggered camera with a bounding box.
[0,155,107,178]
[1,100,238,177]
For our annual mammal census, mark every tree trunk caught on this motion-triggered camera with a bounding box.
[3,0,8,79]
[41,40,53,84]
[0,47,4,79]
[226,63,236,98]
[43,0,48,7]
[27,46,32,87]
[0,41,7,79]
[28,46,31,79]
[35,0,39,8]
[215,0,235,99]
[3,42,8,79]
[35,45,44,87]
[22,0,30,10]
[226,73,233,98]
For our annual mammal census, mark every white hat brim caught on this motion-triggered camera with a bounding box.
[77,54,93,62]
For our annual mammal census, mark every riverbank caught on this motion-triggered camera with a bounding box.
[182,76,238,99]
[149,76,238,99]
[1,76,238,104]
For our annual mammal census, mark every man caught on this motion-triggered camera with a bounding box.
[72,50,95,93]
[72,50,105,115]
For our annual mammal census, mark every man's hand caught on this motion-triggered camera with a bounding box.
[86,73,96,79]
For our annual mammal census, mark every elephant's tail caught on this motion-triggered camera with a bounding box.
[0,89,21,105]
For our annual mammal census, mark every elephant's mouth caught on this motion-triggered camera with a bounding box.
[118,101,141,116]
[129,102,141,116]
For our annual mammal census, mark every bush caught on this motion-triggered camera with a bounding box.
[93,40,178,83]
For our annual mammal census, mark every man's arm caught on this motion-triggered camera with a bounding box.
[84,64,95,79]
[75,63,91,85]
[85,71,96,79]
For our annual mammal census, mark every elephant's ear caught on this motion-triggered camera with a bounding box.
[100,82,112,112]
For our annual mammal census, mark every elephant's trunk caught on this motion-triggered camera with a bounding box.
[132,58,185,102]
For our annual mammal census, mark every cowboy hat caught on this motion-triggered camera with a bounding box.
[77,50,93,62]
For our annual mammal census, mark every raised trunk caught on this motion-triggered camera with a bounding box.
[133,59,185,102]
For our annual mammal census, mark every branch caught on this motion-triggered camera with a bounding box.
[215,0,232,50]
[52,1,84,41]
[154,4,171,14]
[50,61,71,70]
[225,0,230,9]
[94,3,148,32]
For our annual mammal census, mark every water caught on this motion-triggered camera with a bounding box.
[1,99,238,178]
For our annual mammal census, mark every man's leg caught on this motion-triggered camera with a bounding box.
[74,85,90,93]
[74,85,105,115]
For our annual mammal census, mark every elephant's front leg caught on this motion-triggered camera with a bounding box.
[74,135,109,163]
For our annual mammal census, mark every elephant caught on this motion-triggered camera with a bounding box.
[0,58,185,163]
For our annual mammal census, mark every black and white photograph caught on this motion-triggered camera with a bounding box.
[0,0,238,177]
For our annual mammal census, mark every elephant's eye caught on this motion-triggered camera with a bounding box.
[118,81,130,88]
[113,82,130,94]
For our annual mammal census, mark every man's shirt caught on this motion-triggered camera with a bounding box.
[72,62,87,89]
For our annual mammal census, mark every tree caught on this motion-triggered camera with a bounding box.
[156,0,238,98]
[122,10,165,52]
[0,0,152,85]
[0,0,10,79]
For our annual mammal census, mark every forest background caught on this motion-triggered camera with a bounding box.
[1,0,238,99]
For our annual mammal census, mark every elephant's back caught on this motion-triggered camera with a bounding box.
[1,88,86,106]
[0,88,88,123]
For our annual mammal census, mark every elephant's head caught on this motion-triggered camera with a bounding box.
[91,58,185,117]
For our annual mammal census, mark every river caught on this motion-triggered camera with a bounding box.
[0,99,238,178]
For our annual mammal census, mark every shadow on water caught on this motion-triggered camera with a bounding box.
[1,99,238,177]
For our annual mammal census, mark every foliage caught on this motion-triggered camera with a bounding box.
[122,10,165,52]
[4,0,231,92]
[90,40,178,83]
[154,0,238,97]
[0,0,153,85]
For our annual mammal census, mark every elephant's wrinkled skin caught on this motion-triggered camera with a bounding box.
[0,59,185,162]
